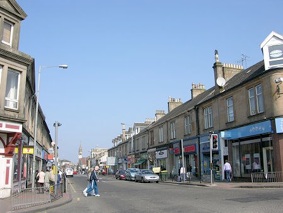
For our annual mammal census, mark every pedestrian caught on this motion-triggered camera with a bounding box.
[35,170,39,187]
[57,171,61,184]
[44,168,52,191]
[37,169,45,193]
[223,160,232,182]
[83,168,94,196]
[84,166,100,197]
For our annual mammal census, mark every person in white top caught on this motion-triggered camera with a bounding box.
[37,170,45,193]
[223,160,232,182]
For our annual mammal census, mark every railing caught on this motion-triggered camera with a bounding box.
[11,186,51,211]
[10,183,64,211]
[251,172,283,183]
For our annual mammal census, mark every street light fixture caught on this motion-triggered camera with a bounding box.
[32,64,68,189]
[53,121,62,194]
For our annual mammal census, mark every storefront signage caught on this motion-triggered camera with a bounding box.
[156,149,168,159]
[221,120,272,139]
[14,146,34,154]
[174,147,180,155]
[0,120,22,133]
[275,118,283,133]
[184,145,196,153]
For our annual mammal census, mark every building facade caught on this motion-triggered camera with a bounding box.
[0,0,53,197]
[109,31,283,182]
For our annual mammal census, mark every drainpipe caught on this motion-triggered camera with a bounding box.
[195,106,201,182]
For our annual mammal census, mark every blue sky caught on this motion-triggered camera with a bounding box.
[16,0,283,163]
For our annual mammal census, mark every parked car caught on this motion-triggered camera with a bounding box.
[115,169,126,180]
[125,168,140,181]
[135,169,160,183]
[65,167,74,178]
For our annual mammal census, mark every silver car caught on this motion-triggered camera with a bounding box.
[135,169,160,183]
[125,168,140,181]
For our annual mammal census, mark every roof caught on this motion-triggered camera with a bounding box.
[149,60,266,129]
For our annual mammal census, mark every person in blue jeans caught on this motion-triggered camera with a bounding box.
[84,166,100,197]
[224,160,232,182]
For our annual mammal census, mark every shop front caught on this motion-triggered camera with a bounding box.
[183,138,198,178]
[200,135,221,181]
[221,120,274,180]
[0,120,22,198]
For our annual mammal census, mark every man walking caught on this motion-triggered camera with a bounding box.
[84,166,100,197]
[223,160,232,182]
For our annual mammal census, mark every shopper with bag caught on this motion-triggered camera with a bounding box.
[83,168,94,196]
[83,166,100,197]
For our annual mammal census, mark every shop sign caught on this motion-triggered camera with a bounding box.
[156,149,168,159]
[0,120,22,133]
[14,146,34,154]
[221,120,272,139]
[184,145,196,153]
[275,118,283,133]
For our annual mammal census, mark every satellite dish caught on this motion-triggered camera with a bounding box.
[216,77,226,87]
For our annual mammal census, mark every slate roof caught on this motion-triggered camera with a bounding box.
[148,60,266,130]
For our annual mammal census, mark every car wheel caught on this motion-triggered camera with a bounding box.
[156,181,159,183]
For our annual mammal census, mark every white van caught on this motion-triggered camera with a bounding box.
[65,167,74,177]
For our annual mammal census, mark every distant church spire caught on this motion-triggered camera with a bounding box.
[78,143,82,159]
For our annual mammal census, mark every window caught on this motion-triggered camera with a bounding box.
[142,136,146,150]
[5,69,20,109]
[136,138,139,151]
[204,106,213,129]
[0,65,2,85]
[248,84,264,115]
[226,97,234,122]
[170,121,176,139]
[184,115,192,135]
[268,44,283,68]
[149,130,154,146]
[158,126,164,143]
[2,20,13,46]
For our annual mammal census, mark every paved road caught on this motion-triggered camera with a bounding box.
[35,175,283,213]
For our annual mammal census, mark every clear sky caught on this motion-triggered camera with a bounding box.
[16,0,283,163]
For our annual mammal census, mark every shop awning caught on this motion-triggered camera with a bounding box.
[133,159,146,166]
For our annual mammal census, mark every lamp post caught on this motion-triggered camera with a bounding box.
[32,65,68,189]
[53,121,62,194]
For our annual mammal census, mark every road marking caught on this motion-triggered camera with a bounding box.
[67,179,77,193]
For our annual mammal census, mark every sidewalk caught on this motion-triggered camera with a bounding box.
[0,191,72,213]
[164,179,283,189]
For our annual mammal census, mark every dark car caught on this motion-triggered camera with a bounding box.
[115,169,126,180]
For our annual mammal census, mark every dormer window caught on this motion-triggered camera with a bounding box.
[2,20,14,46]
[261,31,283,70]
[268,44,283,66]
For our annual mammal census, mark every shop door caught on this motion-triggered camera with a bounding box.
[262,147,273,173]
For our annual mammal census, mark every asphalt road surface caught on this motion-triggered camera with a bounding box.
[40,174,283,213]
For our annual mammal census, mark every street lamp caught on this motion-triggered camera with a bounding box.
[32,65,68,189]
[53,121,62,194]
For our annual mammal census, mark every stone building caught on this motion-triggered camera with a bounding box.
[109,31,283,182]
[0,0,53,197]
